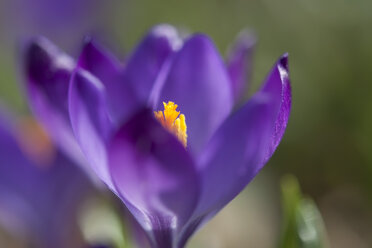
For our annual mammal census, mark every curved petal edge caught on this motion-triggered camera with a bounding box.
[261,53,291,163]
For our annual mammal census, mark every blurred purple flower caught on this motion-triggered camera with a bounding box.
[0,0,107,51]
[22,24,291,248]
[8,0,99,28]
[227,29,257,100]
[0,108,94,248]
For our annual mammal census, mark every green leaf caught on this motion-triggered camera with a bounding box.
[278,175,329,248]
[296,199,328,248]
[279,175,302,248]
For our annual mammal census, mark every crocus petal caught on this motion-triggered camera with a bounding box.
[69,70,114,190]
[76,39,137,123]
[22,37,85,167]
[123,25,182,108]
[178,93,276,245]
[157,34,233,154]
[0,110,38,237]
[227,30,256,102]
[0,109,93,248]
[260,54,291,163]
[77,38,122,80]
[179,54,291,246]
[108,109,199,248]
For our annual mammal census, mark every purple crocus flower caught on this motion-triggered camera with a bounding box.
[23,24,291,248]
[0,108,94,248]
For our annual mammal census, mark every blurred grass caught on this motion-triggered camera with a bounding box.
[279,175,328,248]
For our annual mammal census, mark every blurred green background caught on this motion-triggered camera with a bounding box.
[1,0,372,247]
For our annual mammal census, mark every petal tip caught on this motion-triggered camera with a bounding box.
[83,35,93,45]
[183,34,217,55]
[151,24,178,36]
[25,36,50,50]
[24,37,71,84]
[25,37,51,62]
[279,53,289,71]
[78,36,121,74]
[187,33,211,45]
[81,36,102,51]
[149,24,183,50]
[24,37,74,75]
[78,38,96,65]
[80,37,101,57]
[235,29,257,48]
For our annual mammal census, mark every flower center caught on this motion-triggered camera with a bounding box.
[154,101,187,147]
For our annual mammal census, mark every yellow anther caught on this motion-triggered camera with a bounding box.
[154,101,188,147]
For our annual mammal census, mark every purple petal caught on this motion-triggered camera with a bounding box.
[227,30,257,102]
[108,109,199,248]
[127,213,152,248]
[0,110,39,236]
[260,54,291,162]
[179,54,291,245]
[178,93,276,246]
[200,94,275,211]
[123,25,182,108]
[22,37,86,167]
[0,109,93,248]
[77,39,137,123]
[156,34,233,155]
[69,70,114,190]
[77,38,123,78]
